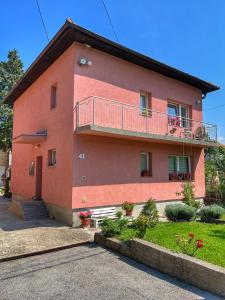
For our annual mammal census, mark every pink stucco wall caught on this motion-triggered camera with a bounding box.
[11,44,75,209]
[72,43,205,209]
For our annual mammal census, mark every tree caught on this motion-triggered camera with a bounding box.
[205,145,225,185]
[0,49,23,196]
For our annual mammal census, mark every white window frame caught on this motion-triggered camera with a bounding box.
[140,152,149,172]
[168,102,189,128]
[168,155,191,174]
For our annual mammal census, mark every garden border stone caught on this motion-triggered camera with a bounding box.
[95,233,225,298]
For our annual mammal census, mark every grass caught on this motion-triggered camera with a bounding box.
[220,214,225,221]
[118,222,225,268]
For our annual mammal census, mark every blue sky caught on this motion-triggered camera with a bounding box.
[1,0,224,141]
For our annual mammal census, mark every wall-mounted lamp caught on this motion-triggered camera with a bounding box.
[196,99,202,105]
[79,57,92,66]
[34,145,40,149]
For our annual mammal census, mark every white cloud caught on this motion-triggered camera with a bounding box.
[218,136,225,144]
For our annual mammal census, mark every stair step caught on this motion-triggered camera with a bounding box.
[20,200,49,221]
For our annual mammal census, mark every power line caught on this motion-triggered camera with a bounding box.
[35,0,49,42]
[203,104,225,111]
[101,0,119,43]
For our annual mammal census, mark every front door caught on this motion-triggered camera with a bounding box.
[35,156,43,199]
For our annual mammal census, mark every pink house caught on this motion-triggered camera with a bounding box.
[4,20,219,226]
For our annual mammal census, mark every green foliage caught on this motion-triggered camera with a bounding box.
[100,218,128,237]
[198,205,225,222]
[122,201,135,211]
[177,182,201,208]
[141,198,159,226]
[0,49,23,151]
[133,215,150,238]
[165,204,197,221]
[205,146,225,185]
[205,184,225,207]
[116,210,123,219]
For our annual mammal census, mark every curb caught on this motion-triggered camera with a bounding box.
[0,240,92,263]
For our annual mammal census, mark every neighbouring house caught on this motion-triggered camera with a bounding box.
[0,150,7,186]
[4,20,219,226]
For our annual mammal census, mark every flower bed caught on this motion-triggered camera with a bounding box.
[118,222,225,268]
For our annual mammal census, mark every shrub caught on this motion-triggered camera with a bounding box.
[122,201,135,211]
[133,215,150,238]
[100,218,128,237]
[177,182,201,209]
[198,205,225,222]
[141,198,159,226]
[165,204,196,221]
[116,210,123,219]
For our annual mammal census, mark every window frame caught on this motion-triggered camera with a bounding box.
[140,91,151,116]
[140,152,152,177]
[48,149,57,166]
[50,84,57,110]
[168,155,191,181]
[167,101,189,128]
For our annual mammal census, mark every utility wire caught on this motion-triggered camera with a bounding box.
[35,0,49,42]
[101,0,119,43]
[203,103,225,111]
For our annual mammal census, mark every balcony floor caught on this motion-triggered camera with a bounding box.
[76,124,217,147]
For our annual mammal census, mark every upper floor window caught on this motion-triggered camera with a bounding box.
[168,102,189,128]
[48,149,56,166]
[50,84,57,110]
[140,92,150,115]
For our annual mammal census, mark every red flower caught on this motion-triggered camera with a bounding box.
[196,240,204,248]
[188,233,195,239]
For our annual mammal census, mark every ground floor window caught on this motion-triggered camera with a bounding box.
[140,152,152,177]
[48,149,56,166]
[168,155,191,181]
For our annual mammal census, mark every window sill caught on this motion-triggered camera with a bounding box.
[48,164,56,168]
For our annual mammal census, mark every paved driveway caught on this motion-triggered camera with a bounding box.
[0,245,222,300]
[0,197,92,259]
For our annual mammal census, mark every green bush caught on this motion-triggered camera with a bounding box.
[165,204,196,221]
[177,182,201,209]
[141,198,159,226]
[198,205,225,222]
[133,214,150,238]
[100,218,128,237]
[116,210,123,219]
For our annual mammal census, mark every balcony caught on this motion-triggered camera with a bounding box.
[76,96,217,147]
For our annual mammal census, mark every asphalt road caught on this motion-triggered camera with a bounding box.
[0,245,222,300]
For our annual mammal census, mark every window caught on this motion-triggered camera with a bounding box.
[48,149,56,166]
[140,152,152,177]
[140,92,149,115]
[168,102,189,128]
[168,155,191,181]
[50,84,57,109]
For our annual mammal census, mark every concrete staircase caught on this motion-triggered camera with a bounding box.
[9,200,49,221]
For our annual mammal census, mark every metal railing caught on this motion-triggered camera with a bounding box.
[76,96,217,143]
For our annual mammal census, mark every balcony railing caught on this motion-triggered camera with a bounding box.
[76,96,217,144]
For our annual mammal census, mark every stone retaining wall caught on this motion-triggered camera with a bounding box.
[95,233,225,298]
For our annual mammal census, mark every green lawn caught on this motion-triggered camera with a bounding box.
[118,222,225,268]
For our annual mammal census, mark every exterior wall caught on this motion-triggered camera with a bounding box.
[72,43,204,210]
[11,44,75,209]
[72,135,205,209]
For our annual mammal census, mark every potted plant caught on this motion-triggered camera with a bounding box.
[79,211,92,228]
[122,201,135,216]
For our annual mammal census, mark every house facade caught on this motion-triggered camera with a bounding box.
[4,20,219,226]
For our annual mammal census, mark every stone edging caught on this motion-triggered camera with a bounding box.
[95,233,225,298]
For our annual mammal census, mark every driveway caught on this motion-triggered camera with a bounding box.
[0,197,92,259]
[0,245,222,300]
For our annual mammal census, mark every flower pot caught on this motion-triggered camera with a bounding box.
[81,218,91,228]
[125,210,133,216]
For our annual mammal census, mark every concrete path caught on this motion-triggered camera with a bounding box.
[0,245,222,300]
[0,197,92,260]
